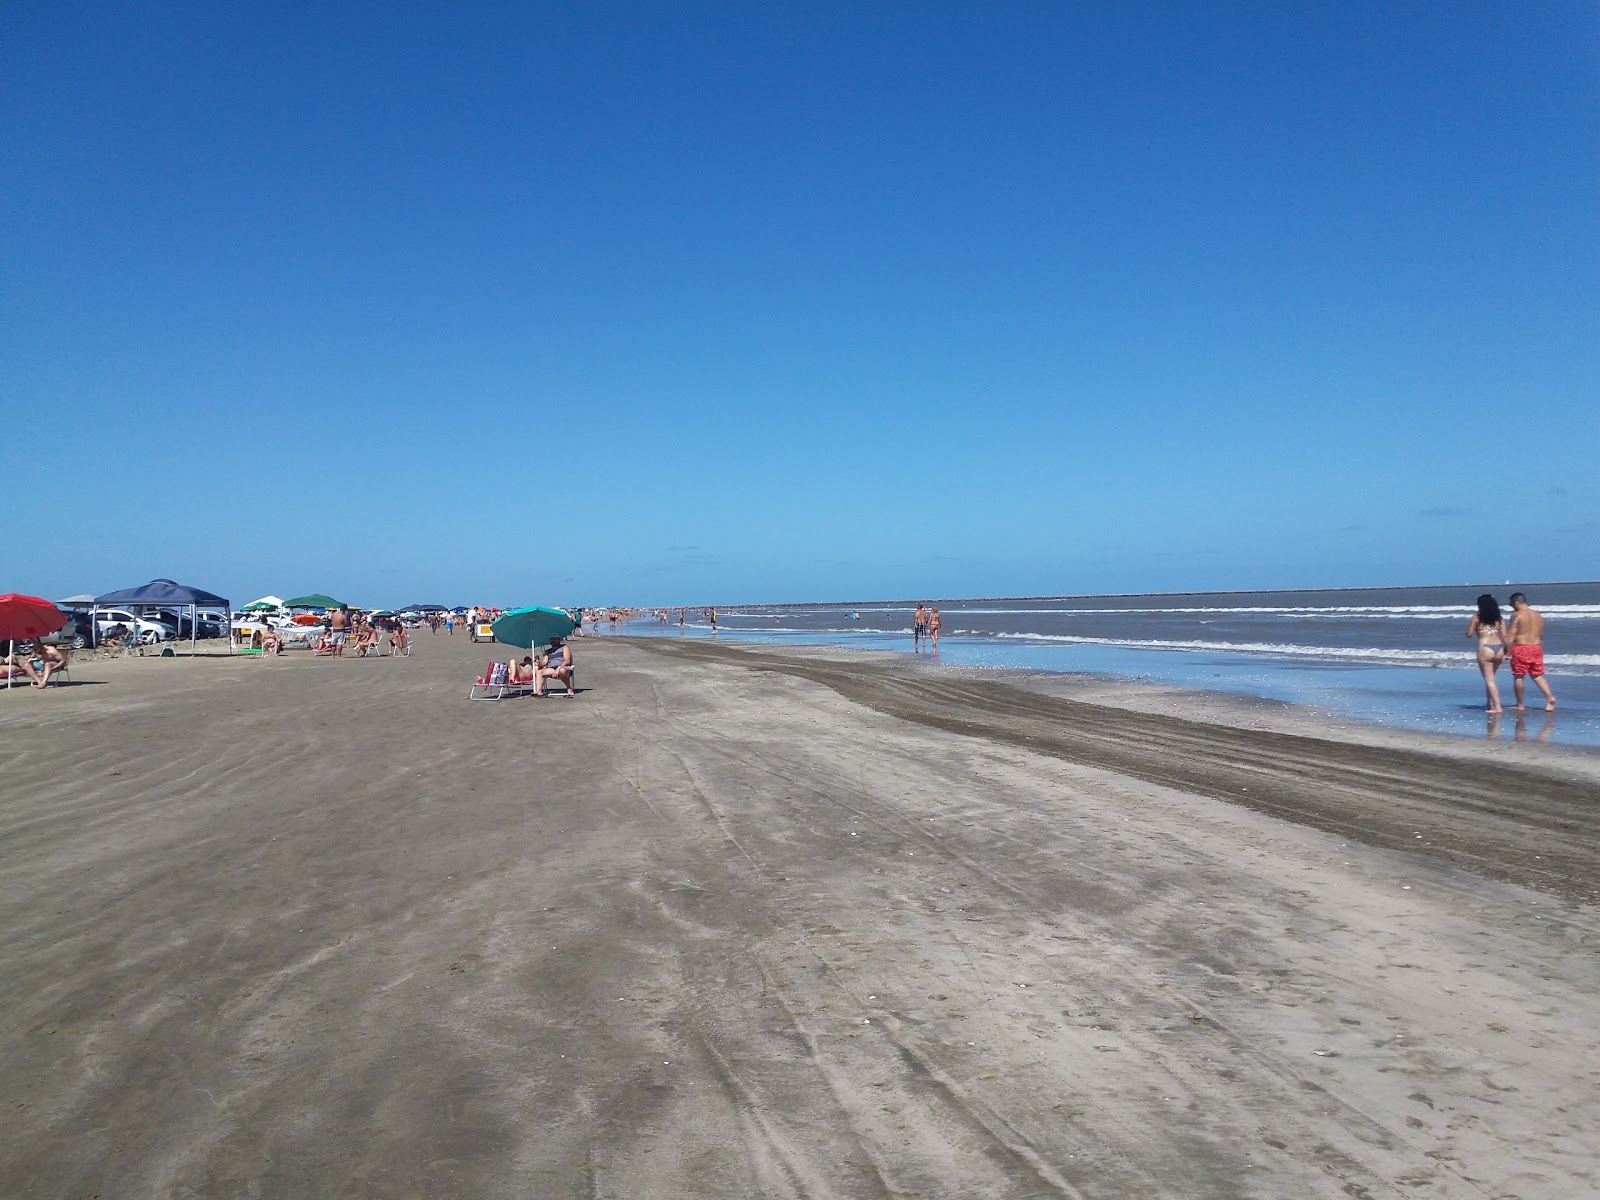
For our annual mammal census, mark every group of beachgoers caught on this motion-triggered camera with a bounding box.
[235,606,408,658]
[913,602,942,652]
[501,635,576,697]
[425,607,500,634]
[301,606,410,658]
[0,640,69,688]
[1466,591,1556,714]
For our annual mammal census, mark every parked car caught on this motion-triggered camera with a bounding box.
[147,609,194,637]
[40,612,94,650]
[139,608,225,639]
[95,610,177,644]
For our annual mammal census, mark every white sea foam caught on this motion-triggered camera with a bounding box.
[968,630,1600,671]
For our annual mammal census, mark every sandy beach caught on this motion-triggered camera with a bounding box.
[3,633,1597,1198]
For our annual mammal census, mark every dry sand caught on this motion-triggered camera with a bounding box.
[1,632,1597,1198]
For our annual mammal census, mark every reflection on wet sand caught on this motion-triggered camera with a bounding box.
[1485,709,1557,743]
[1518,709,1557,744]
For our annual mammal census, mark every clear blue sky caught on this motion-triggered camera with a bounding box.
[4,3,1596,606]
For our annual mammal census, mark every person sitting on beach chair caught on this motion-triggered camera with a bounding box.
[262,626,282,656]
[508,655,536,684]
[102,622,130,650]
[29,641,67,685]
[535,636,575,697]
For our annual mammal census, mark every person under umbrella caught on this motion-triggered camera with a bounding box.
[0,594,69,689]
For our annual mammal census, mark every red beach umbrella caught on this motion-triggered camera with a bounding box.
[0,593,69,641]
[1,594,69,691]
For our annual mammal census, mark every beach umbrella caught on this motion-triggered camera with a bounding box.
[369,609,395,618]
[491,605,577,650]
[0,594,69,689]
[242,599,281,612]
[407,603,447,613]
[0,594,69,640]
[56,593,97,606]
[284,593,344,609]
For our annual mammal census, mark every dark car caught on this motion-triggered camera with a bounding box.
[149,609,225,639]
[40,612,93,650]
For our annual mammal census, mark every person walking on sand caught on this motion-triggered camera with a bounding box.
[913,603,928,651]
[1466,593,1507,713]
[928,605,942,652]
[1505,592,1556,710]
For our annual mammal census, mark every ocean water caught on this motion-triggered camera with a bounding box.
[618,583,1600,748]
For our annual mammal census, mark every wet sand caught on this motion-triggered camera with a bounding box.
[2,633,1597,1198]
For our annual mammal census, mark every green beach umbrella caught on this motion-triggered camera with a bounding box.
[490,605,576,649]
[242,600,278,612]
[284,593,344,609]
[369,609,395,618]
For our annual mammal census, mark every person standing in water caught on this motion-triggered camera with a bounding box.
[927,605,942,652]
[1505,592,1556,711]
[913,602,928,651]
[1466,593,1506,714]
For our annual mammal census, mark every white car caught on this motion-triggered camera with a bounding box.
[95,610,177,645]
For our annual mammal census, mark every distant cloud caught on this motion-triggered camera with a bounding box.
[1418,506,1468,519]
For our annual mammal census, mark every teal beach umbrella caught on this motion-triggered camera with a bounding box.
[491,605,576,649]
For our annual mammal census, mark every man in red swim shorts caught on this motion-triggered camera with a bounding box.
[1505,592,1556,711]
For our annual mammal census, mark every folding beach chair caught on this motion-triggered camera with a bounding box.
[43,648,70,686]
[468,660,533,700]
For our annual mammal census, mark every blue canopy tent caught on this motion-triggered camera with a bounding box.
[93,578,232,654]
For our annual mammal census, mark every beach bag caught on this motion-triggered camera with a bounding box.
[488,661,508,686]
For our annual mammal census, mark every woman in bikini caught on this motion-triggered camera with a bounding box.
[1466,593,1507,714]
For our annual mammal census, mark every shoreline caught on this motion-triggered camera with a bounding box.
[626,636,1600,906]
[616,621,1600,749]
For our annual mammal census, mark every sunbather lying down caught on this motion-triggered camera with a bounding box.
[508,656,536,684]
